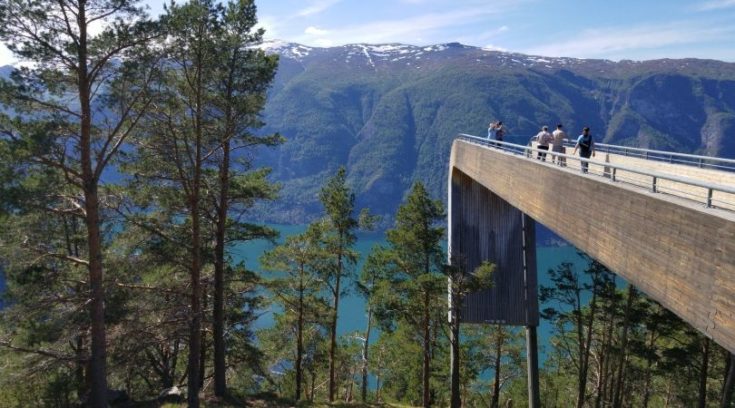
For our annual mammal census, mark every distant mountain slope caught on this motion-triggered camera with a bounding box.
[254,42,735,223]
[5,42,734,223]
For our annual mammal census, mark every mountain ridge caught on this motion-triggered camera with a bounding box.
[3,42,733,224]
[258,40,735,79]
[253,41,735,223]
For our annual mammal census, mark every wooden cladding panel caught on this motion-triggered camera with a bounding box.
[450,140,735,352]
[449,170,538,326]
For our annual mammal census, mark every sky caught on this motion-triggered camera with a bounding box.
[2,0,735,64]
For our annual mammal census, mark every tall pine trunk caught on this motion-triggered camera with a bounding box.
[597,310,616,407]
[449,310,462,408]
[187,180,203,407]
[721,353,735,408]
[310,367,317,402]
[642,330,656,408]
[613,285,635,408]
[199,281,207,389]
[187,43,205,406]
[449,296,461,408]
[423,290,431,407]
[491,325,504,408]
[77,4,108,404]
[698,337,710,408]
[577,286,598,408]
[361,306,372,402]
[296,277,304,400]
[187,170,203,406]
[83,172,107,408]
[213,139,230,397]
[329,237,343,402]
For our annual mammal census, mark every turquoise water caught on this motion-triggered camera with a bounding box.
[230,224,604,359]
[535,246,596,359]
[0,225,599,358]
[230,224,387,334]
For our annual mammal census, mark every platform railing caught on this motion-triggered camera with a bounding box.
[457,134,735,212]
[524,136,735,172]
[593,143,735,172]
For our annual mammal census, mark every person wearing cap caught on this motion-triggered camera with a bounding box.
[573,127,596,173]
[535,125,553,161]
[552,124,567,166]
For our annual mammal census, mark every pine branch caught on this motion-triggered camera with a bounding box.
[0,340,82,362]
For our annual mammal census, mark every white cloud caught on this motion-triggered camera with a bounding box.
[452,25,509,48]
[697,0,735,11]
[297,0,342,17]
[256,15,281,39]
[525,22,735,60]
[305,26,329,36]
[292,5,515,45]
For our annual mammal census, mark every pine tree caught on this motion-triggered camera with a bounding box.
[358,245,391,402]
[261,224,330,401]
[206,0,280,394]
[0,1,158,405]
[318,166,361,402]
[372,182,445,407]
[447,256,494,408]
[115,1,278,403]
[540,257,614,408]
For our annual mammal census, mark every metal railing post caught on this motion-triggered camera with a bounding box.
[652,176,657,193]
[612,168,617,182]
[707,189,713,208]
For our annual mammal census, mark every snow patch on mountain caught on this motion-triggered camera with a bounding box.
[259,40,722,75]
[259,40,313,61]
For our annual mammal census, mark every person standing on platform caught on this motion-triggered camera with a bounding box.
[535,125,553,161]
[489,121,505,146]
[552,124,567,166]
[573,127,596,173]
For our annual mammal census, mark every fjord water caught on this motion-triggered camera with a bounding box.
[231,223,601,357]
[0,225,607,355]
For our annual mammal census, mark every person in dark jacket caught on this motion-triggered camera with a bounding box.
[573,127,595,173]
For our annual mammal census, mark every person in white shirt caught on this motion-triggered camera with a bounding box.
[552,124,567,166]
[535,125,553,161]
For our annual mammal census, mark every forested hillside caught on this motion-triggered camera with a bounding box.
[255,42,735,222]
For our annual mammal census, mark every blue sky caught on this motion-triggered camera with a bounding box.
[255,0,735,61]
[2,0,735,64]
